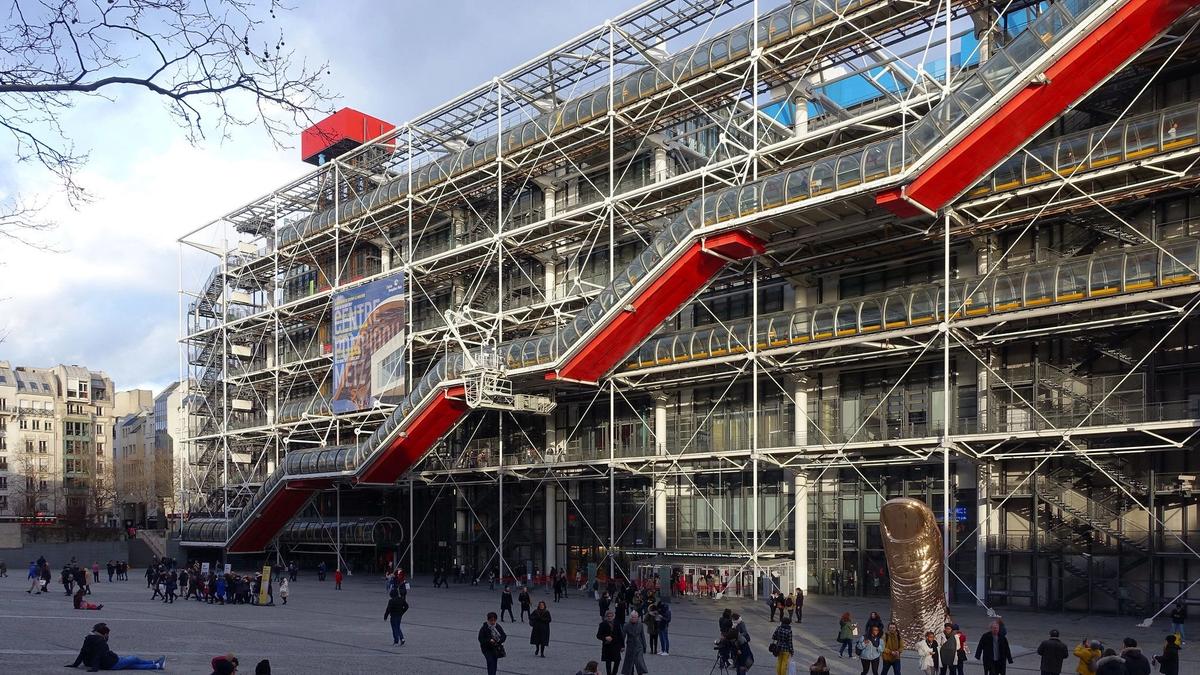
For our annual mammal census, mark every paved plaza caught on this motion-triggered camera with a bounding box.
[0,566,1194,674]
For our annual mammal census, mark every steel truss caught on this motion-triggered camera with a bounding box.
[180,0,1200,618]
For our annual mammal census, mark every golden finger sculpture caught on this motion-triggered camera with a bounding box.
[880,497,948,647]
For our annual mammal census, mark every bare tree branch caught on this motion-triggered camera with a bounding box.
[0,0,336,224]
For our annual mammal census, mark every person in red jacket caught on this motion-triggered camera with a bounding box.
[334,568,344,590]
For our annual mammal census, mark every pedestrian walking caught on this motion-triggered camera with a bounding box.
[770,615,795,675]
[478,611,507,675]
[334,568,343,590]
[92,562,101,584]
[840,613,858,658]
[500,585,515,622]
[66,622,165,671]
[795,587,805,623]
[916,631,939,675]
[384,589,408,645]
[882,622,904,675]
[1037,629,1069,675]
[317,561,326,582]
[975,621,1013,675]
[279,578,289,605]
[1151,635,1179,675]
[857,624,884,675]
[529,600,552,657]
[518,586,532,623]
[597,610,625,675]
[620,610,648,675]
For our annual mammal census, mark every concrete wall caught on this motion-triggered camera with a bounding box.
[0,541,131,567]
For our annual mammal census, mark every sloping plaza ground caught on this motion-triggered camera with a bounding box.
[0,569,1193,673]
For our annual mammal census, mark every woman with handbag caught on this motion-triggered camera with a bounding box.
[478,611,507,675]
[838,613,857,658]
[770,615,795,675]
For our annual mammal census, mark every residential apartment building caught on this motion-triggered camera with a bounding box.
[115,382,192,527]
[0,362,118,523]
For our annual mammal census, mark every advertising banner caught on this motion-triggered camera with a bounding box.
[258,565,272,605]
[332,272,407,413]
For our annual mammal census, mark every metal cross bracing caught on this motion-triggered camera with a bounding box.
[177,0,1200,614]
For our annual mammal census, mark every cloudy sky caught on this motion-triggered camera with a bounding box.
[0,0,630,393]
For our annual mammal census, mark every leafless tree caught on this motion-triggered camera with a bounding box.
[0,0,335,242]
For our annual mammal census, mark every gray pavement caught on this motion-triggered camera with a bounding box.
[0,568,1194,674]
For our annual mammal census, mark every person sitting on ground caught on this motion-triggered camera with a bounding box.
[576,660,601,675]
[66,622,164,671]
[73,588,103,611]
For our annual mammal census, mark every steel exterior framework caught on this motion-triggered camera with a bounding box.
[179,0,1200,618]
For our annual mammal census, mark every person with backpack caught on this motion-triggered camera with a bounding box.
[882,622,905,675]
[384,588,408,645]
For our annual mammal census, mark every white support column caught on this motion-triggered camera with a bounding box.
[653,146,669,183]
[545,417,558,570]
[793,96,809,135]
[654,395,668,550]
[543,184,557,220]
[794,471,809,592]
[975,462,990,602]
[792,375,809,447]
[545,484,558,572]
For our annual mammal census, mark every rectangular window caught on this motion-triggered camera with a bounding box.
[44,421,51,431]
[25,440,33,453]
[19,419,27,430]
[31,419,39,430]
[0,476,6,489]
[0,456,6,470]
[0,496,7,510]
[38,440,46,453]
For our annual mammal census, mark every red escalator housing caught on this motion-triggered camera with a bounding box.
[550,230,765,383]
[878,0,1200,217]
[225,388,468,552]
[227,479,332,554]
[358,386,469,484]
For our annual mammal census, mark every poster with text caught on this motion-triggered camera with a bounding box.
[332,273,408,413]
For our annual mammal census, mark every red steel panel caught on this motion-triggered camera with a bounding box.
[228,486,320,553]
[301,107,395,164]
[358,387,469,484]
[555,231,765,382]
[878,0,1199,216]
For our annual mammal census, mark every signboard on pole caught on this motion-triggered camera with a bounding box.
[258,565,272,605]
[201,562,210,575]
[332,272,407,413]
[224,563,232,575]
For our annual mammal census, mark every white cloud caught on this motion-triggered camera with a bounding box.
[0,0,634,394]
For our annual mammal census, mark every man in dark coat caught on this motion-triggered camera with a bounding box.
[975,622,1014,675]
[596,610,625,675]
[1037,629,1070,674]
[1120,637,1150,675]
[500,585,515,622]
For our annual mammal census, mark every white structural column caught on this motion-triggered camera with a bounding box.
[653,146,669,183]
[975,462,990,601]
[792,376,809,447]
[794,471,809,591]
[545,417,558,570]
[654,395,668,550]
